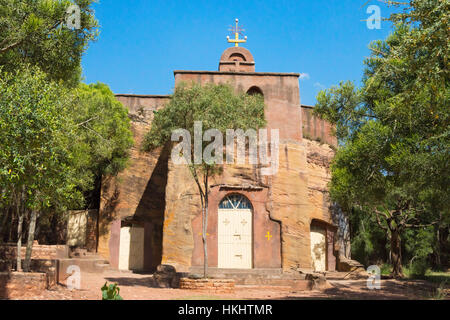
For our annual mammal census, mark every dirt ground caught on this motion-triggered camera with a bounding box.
[13,270,450,300]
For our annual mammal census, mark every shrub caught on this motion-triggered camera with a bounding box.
[380,263,393,276]
[101,282,123,300]
[408,258,430,278]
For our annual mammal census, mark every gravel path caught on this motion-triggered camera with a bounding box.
[12,270,449,300]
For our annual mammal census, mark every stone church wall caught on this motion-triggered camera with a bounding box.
[98,95,170,270]
[98,72,341,272]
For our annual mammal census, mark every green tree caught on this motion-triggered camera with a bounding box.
[71,83,134,210]
[0,1,134,271]
[0,66,83,271]
[0,69,133,270]
[144,83,266,277]
[0,0,98,87]
[314,1,449,277]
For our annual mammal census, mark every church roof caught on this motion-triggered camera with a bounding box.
[173,70,301,77]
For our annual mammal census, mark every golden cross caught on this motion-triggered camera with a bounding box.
[265,231,272,241]
[227,18,247,47]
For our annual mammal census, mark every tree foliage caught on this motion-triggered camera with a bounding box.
[70,83,134,208]
[0,0,98,87]
[0,1,133,273]
[0,66,83,213]
[314,0,449,277]
[0,66,84,270]
[0,67,133,270]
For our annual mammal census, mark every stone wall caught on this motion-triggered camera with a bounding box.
[0,244,64,291]
[98,95,170,270]
[0,243,68,261]
[179,278,235,294]
[98,67,341,273]
[66,210,98,251]
[173,71,302,143]
[302,106,337,147]
[158,139,338,272]
[0,272,48,300]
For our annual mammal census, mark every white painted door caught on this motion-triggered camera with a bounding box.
[218,208,252,269]
[119,226,145,271]
[310,225,327,272]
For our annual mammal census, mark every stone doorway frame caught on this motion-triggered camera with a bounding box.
[310,219,338,272]
[190,185,282,270]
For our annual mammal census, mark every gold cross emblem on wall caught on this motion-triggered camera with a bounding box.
[223,219,230,226]
[265,231,273,241]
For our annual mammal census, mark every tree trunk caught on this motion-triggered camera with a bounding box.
[202,200,209,279]
[16,212,23,272]
[23,210,38,272]
[435,227,441,267]
[390,229,403,278]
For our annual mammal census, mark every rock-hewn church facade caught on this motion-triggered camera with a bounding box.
[97,45,349,275]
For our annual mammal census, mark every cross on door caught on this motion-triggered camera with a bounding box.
[223,219,230,226]
[241,219,248,226]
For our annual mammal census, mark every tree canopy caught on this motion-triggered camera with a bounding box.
[314,0,449,277]
[0,1,133,272]
[0,65,81,208]
[0,0,98,87]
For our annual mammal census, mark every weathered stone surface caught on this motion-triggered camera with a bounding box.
[305,273,330,290]
[0,272,47,300]
[100,123,340,273]
[337,256,368,278]
[302,106,338,147]
[154,264,178,288]
[179,278,235,293]
[98,48,344,275]
[0,243,68,261]
[160,162,199,272]
[98,95,170,270]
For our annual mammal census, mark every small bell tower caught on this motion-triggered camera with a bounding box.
[219,19,255,72]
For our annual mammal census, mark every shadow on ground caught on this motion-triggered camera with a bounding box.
[273,279,446,300]
[105,275,158,288]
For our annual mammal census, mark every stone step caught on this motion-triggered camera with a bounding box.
[70,254,101,259]
[238,278,312,289]
[189,267,284,277]
[187,267,314,289]
[69,250,100,259]
[237,285,294,290]
[57,258,110,284]
[95,262,113,272]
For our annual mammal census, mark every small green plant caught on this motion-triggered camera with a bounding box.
[380,263,393,276]
[408,258,430,279]
[101,282,123,300]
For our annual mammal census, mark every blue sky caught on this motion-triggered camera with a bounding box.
[81,0,399,106]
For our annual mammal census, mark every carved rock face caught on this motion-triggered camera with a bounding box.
[98,52,343,273]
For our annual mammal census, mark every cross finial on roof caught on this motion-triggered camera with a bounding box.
[227,18,247,47]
